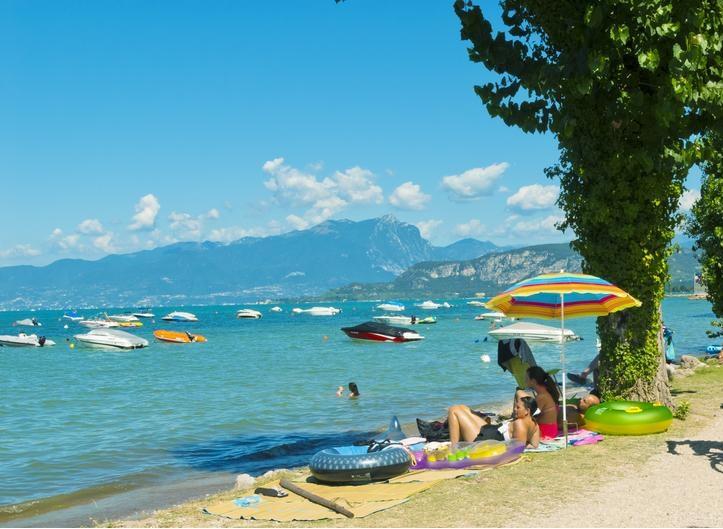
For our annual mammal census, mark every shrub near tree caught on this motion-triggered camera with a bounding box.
[688,135,723,341]
[454,0,723,404]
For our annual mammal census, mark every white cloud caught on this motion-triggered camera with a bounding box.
[507,184,559,213]
[680,189,700,211]
[389,181,431,211]
[77,218,104,234]
[208,222,282,243]
[168,211,202,239]
[441,162,509,200]
[0,244,41,259]
[51,228,63,238]
[454,219,486,238]
[93,233,116,253]
[129,194,161,231]
[415,219,443,240]
[49,229,82,251]
[206,208,220,220]
[510,214,563,236]
[263,157,383,229]
[498,186,510,193]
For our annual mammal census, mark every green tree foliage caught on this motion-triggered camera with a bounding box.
[454,0,723,403]
[688,135,723,338]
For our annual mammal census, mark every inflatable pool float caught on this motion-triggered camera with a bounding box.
[705,344,722,355]
[153,330,207,343]
[309,445,411,484]
[411,440,524,470]
[584,400,672,435]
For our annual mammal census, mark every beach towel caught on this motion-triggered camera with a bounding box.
[202,469,476,521]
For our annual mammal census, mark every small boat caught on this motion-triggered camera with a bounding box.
[132,310,155,318]
[416,316,437,324]
[161,311,199,322]
[154,330,207,343]
[79,314,120,328]
[488,322,578,343]
[108,314,140,323]
[237,309,262,319]
[116,320,143,328]
[467,301,486,307]
[15,318,41,327]
[475,312,507,322]
[0,333,55,347]
[74,329,149,349]
[292,306,341,316]
[62,311,83,322]
[341,321,424,343]
[376,302,405,312]
[270,306,283,313]
[373,315,413,325]
[416,300,441,310]
[441,302,452,308]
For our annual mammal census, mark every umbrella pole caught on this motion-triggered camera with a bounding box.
[561,293,568,448]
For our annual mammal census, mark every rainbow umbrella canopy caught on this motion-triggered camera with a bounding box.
[486,271,642,445]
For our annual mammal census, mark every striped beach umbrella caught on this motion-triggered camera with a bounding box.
[486,271,641,445]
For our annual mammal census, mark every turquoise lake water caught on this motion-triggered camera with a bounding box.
[0,298,716,521]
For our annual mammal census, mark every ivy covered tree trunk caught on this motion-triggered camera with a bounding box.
[454,0,723,405]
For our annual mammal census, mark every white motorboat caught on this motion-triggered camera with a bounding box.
[488,321,579,343]
[475,311,507,321]
[467,301,486,307]
[373,315,413,325]
[416,300,441,310]
[15,318,41,327]
[292,306,341,316]
[62,311,83,322]
[79,314,120,328]
[132,311,155,318]
[0,333,55,347]
[237,309,263,319]
[376,302,405,312]
[161,311,199,322]
[270,306,283,313]
[108,314,140,323]
[74,328,149,349]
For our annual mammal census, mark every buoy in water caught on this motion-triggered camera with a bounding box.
[69,343,75,349]
[63,324,69,329]
[481,354,491,363]
[323,335,329,341]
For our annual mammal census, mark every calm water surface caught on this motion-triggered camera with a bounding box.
[0,298,715,519]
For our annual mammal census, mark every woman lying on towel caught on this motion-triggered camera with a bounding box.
[446,397,539,448]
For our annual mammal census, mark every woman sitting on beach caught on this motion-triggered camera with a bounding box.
[514,366,560,439]
[446,398,539,448]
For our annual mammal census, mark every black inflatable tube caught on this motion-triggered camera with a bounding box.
[309,446,411,484]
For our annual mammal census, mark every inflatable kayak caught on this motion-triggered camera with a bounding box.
[584,400,672,435]
[153,330,207,343]
[705,344,722,355]
[411,440,524,470]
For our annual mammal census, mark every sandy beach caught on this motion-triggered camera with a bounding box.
[99,359,723,528]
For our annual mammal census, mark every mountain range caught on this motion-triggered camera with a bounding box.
[0,216,506,309]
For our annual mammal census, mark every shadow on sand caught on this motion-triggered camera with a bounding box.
[170,430,375,476]
[666,439,723,474]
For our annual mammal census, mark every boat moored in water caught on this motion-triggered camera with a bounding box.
[132,310,155,318]
[376,302,405,312]
[0,333,55,347]
[341,321,424,343]
[237,309,263,319]
[15,318,41,327]
[416,300,441,310]
[153,330,207,343]
[62,311,83,322]
[488,321,578,343]
[161,311,199,322]
[292,306,341,316]
[74,329,149,349]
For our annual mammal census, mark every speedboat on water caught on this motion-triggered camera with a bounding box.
[15,318,41,327]
[373,315,413,325]
[237,309,262,319]
[270,306,283,313]
[467,300,486,307]
[292,306,341,316]
[488,321,579,343]
[341,321,424,343]
[161,311,199,322]
[132,310,155,318]
[376,302,405,312]
[62,311,83,322]
[153,330,207,343]
[475,311,507,322]
[108,314,140,323]
[416,300,441,310]
[74,329,149,349]
[79,314,120,328]
[0,333,55,347]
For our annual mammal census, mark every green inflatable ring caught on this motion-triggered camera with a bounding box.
[584,400,672,435]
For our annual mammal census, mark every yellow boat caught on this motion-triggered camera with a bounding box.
[153,330,207,343]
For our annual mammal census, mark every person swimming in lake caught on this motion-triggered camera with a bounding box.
[348,382,360,398]
[514,366,560,439]
[335,385,344,397]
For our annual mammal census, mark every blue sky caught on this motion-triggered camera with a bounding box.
[0,1,700,266]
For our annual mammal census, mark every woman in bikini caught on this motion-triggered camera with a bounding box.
[446,397,539,448]
[514,366,560,439]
